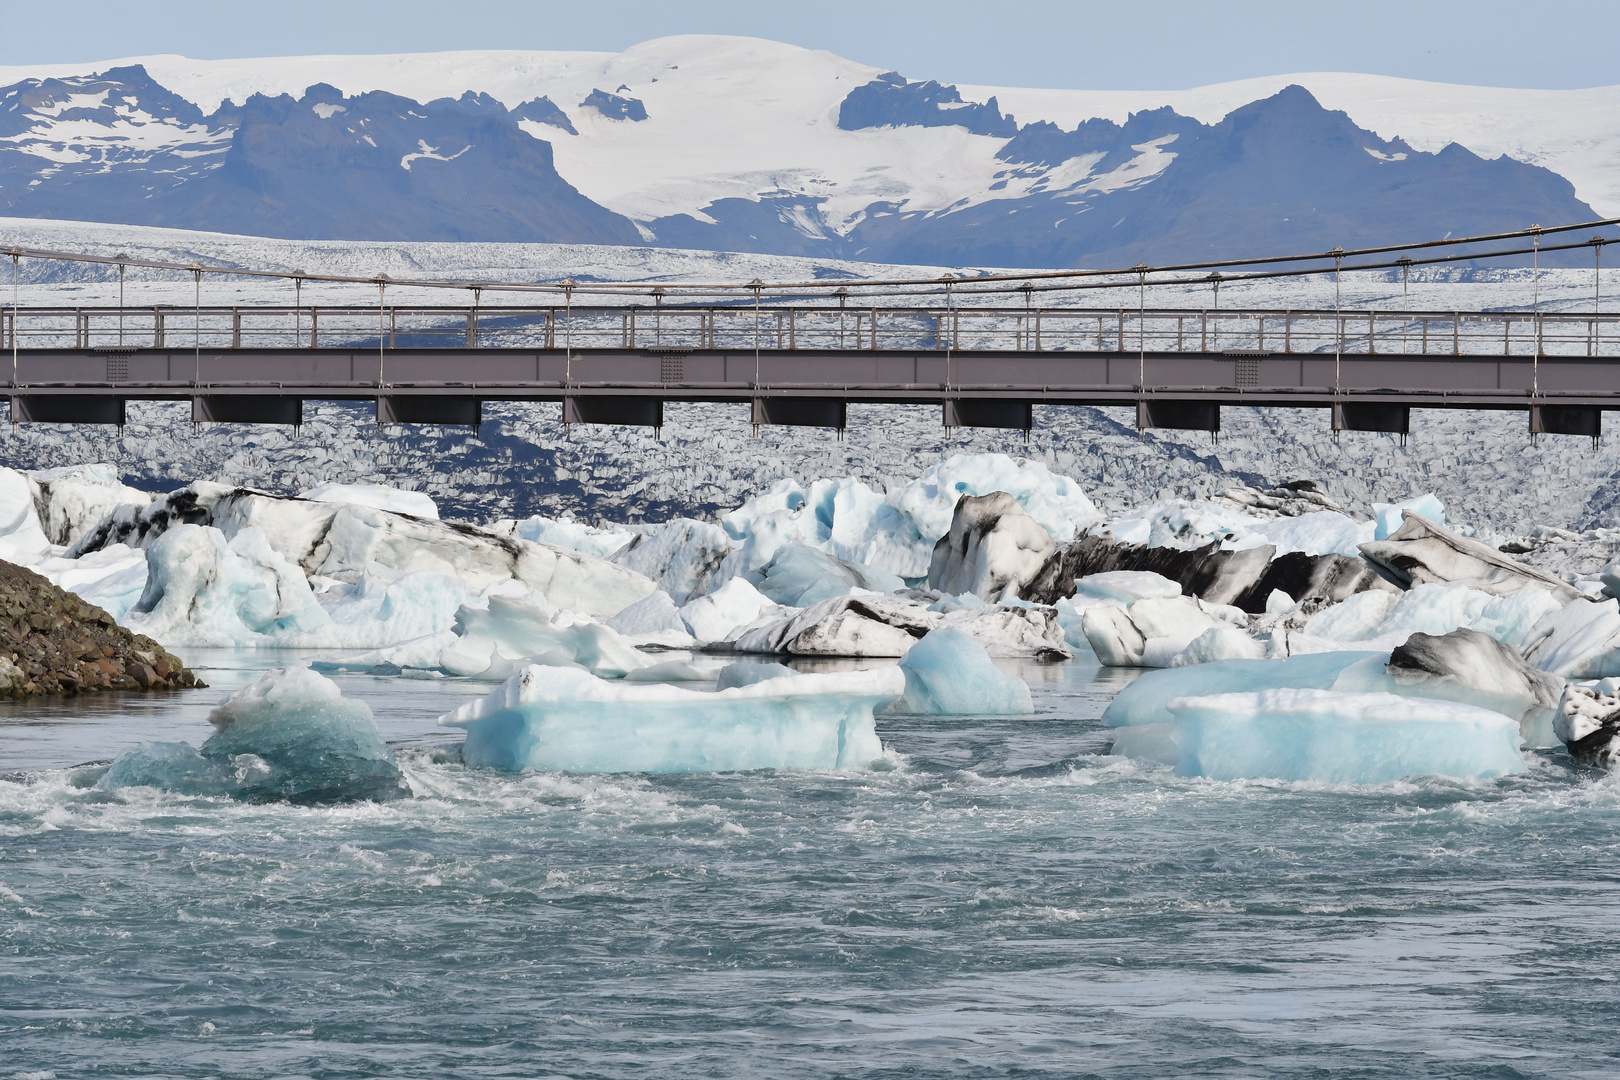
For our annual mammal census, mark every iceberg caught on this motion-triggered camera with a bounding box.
[1167,688,1525,782]
[680,577,780,644]
[753,543,903,608]
[31,463,154,547]
[1555,682,1620,767]
[125,524,332,647]
[894,628,1032,714]
[1102,652,1383,728]
[1359,512,1583,602]
[440,663,902,773]
[613,518,732,604]
[0,466,52,560]
[1521,597,1620,678]
[299,482,439,520]
[604,589,696,648]
[1334,629,1562,746]
[437,594,651,678]
[1373,492,1444,540]
[494,514,635,559]
[1302,582,1564,651]
[927,491,1059,601]
[100,667,409,803]
[720,453,1099,580]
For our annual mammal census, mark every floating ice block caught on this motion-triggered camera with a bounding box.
[440,664,902,774]
[101,667,409,803]
[894,628,1032,714]
[1167,688,1524,782]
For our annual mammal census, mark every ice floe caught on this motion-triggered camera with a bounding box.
[439,662,901,773]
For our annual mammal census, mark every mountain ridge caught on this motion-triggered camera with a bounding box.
[0,37,1610,266]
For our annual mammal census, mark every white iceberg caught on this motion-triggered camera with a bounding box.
[894,628,1033,715]
[1301,582,1564,651]
[1522,598,1620,678]
[495,513,635,559]
[604,589,696,648]
[721,453,1098,580]
[1103,652,1383,728]
[1166,688,1524,782]
[680,577,780,644]
[437,595,651,678]
[439,663,902,773]
[299,482,439,520]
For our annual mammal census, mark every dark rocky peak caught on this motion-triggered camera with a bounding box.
[510,95,577,134]
[579,88,648,121]
[1211,84,1414,161]
[0,63,210,137]
[837,72,1017,138]
[997,104,1205,169]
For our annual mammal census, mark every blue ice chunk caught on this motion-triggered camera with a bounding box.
[1374,493,1444,540]
[754,543,904,607]
[1101,652,1383,727]
[199,668,410,803]
[98,741,233,797]
[716,662,796,690]
[99,668,409,804]
[1168,688,1525,782]
[441,664,904,774]
[894,628,1032,714]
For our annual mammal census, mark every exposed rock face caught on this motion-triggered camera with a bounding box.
[928,492,1059,601]
[1556,684,1620,767]
[1065,535,1394,614]
[1359,511,1583,602]
[0,559,199,697]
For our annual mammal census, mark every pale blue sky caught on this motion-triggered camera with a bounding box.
[5,0,1617,91]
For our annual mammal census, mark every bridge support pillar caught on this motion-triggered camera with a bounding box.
[378,395,482,427]
[1530,403,1601,443]
[1137,400,1219,435]
[193,395,302,426]
[1332,402,1410,439]
[563,395,661,434]
[10,395,124,426]
[751,397,846,433]
[944,399,1032,433]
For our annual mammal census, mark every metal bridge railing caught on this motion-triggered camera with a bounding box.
[3,305,1618,358]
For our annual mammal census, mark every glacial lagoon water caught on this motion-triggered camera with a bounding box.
[3,652,1619,1078]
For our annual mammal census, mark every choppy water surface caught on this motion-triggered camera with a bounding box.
[3,653,1618,1078]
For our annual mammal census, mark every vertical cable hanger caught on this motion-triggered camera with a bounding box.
[562,277,575,437]
[1330,247,1344,442]
[1530,225,1542,444]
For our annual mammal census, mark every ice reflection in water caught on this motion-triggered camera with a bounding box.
[1,649,1615,1078]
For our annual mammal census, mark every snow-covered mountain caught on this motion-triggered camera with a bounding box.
[0,36,1611,266]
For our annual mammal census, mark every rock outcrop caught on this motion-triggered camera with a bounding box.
[0,559,199,697]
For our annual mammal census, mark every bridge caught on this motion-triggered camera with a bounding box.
[4,218,1619,439]
[2,301,1617,439]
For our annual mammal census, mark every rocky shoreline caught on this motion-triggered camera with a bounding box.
[0,560,199,697]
